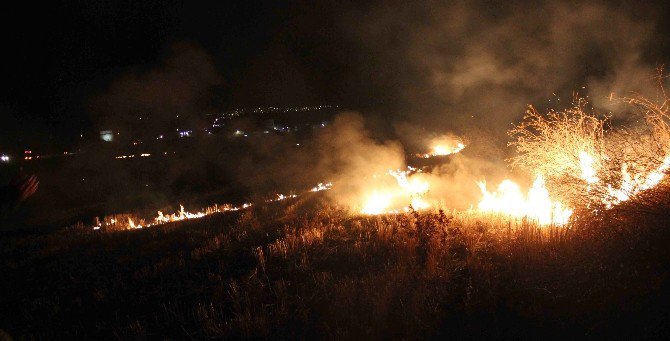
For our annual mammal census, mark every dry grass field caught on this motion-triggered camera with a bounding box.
[2,191,670,339]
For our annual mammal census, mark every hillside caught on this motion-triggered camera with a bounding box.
[1,193,670,339]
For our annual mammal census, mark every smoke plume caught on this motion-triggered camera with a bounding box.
[90,42,222,134]
[332,1,660,146]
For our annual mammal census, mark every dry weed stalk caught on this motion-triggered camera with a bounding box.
[509,72,670,210]
[508,98,608,206]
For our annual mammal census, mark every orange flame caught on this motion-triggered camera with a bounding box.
[360,168,431,215]
[477,175,573,225]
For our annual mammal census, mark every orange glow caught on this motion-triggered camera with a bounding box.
[417,136,465,158]
[477,175,573,225]
[360,168,431,215]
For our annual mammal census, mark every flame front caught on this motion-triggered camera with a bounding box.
[579,151,600,184]
[477,175,573,225]
[310,182,333,192]
[361,191,395,214]
[475,150,670,225]
[604,156,670,206]
[360,168,431,215]
[90,182,333,231]
[430,142,465,157]
[417,136,466,158]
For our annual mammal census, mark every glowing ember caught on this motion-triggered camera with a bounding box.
[477,175,573,225]
[310,182,333,192]
[270,193,298,202]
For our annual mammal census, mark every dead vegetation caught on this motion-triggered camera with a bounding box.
[1,193,670,339]
[509,77,670,211]
[4,79,670,338]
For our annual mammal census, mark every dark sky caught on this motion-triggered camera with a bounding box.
[2,1,670,151]
[1,1,295,149]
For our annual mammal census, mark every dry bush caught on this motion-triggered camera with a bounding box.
[624,70,670,147]
[509,77,670,210]
[508,98,607,180]
[508,99,609,207]
[602,71,670,200]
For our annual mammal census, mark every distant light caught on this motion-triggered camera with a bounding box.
[0,155,9,162]
[100,130,114,142]
[179,130,192,138]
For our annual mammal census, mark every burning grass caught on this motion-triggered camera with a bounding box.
[415,135,466,159]
[508,87,670,211]
[313,85,670,223]
[4,82,670,338]
[2,193,670,339]
[73,87,670,231]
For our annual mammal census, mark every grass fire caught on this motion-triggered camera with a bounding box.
[4,85,670,338]
[3,1,670,339]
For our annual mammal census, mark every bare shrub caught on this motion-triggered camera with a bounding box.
[509,76,670,210]
[508,98,609,207]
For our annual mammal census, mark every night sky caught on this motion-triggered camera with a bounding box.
[3,1,670,151]
[1,1,295,149]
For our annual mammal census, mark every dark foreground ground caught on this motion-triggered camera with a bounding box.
[2,193,670,339]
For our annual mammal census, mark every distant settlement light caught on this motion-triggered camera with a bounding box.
[100,130,114,142]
